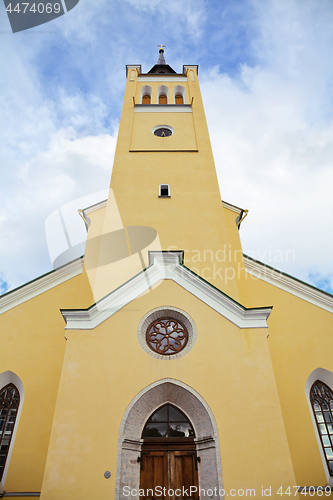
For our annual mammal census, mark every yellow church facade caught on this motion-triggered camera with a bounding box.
[0,49,333,500]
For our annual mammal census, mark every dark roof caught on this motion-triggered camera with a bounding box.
[147,64,176,74]
[148,48,176,74]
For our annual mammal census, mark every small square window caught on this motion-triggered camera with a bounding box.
[159,184,170,197]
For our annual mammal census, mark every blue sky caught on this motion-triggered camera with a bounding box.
[1,0,333,295]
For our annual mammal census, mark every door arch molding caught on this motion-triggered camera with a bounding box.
[115,378,223,499]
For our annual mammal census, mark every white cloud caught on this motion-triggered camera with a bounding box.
[201,0,333,291]
[0,128,116,290]
[1,0,332,295]
[123,0,207,38]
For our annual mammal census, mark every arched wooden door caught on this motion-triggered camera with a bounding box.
[140,404,199,500]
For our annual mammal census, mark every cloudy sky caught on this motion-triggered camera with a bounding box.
[1,0,333,296]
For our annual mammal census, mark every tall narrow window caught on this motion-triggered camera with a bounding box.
[0,383,20,481]
[142,94,151,104]
[175,94,183,104]
[159,94,167,105]
[310,380,333,476]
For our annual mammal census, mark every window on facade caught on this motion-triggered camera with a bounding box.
[0,383,20,481]
[142,94,151,104]
[146,316,189,354]
[159,94,167,104]
[142,404,195,438]
[310,380,333,475]
[159,185,170,197]
[175,94,184,104]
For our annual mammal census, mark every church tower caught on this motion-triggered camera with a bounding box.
[82,46,249,307]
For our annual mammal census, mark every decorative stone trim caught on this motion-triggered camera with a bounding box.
[115,379,223,500]
[137,307,197,360]
[61,251,272,330]
[244,255,333,313]
[0,257,84,315]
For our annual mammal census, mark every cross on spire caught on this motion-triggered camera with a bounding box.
[157,45,166,65]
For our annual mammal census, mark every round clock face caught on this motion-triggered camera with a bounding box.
[154,127,173,137]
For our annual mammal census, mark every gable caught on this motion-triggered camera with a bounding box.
[61,251,272,330]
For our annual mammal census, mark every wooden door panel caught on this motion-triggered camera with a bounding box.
[140,448,199,500]
[140,451,168,499]
[169,451,199,500]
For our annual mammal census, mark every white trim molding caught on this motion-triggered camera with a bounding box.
[84,199,107,215]
[222,200,243,215]
[61,251,272,330]
[134,105,192,113]
[138,76,187,82]
[0,257,84,315]
[244,255,333,313]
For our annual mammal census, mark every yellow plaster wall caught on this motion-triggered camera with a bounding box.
[40,280,296,500]
[130,112,197,151]
[247,275,333,487]
[0,273,90,493]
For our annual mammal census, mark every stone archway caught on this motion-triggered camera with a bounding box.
[115,379,223,500]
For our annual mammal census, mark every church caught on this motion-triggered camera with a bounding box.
[0,48,333,500]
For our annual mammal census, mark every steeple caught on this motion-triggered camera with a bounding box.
[148,45,176,74]
[157,44,166,64]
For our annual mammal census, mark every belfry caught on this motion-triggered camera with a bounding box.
[0,49,333,500]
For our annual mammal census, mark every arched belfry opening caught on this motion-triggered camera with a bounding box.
[115,380,223,500]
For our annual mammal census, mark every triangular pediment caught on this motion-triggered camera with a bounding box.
[61,252,272,330]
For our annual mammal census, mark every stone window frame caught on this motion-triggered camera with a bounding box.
[137,306,197,360]
[306,368,333,487]
[0,371,24,490]
[309,380,333,476]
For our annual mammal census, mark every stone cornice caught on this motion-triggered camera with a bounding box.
[0,257,84,314]
[244,255,333,313]
[61,251,272,330]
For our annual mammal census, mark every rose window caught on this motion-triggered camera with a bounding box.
[146,318,188,355]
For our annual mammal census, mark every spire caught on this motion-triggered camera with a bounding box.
[147,45,176,74]
[157,44,166,65]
